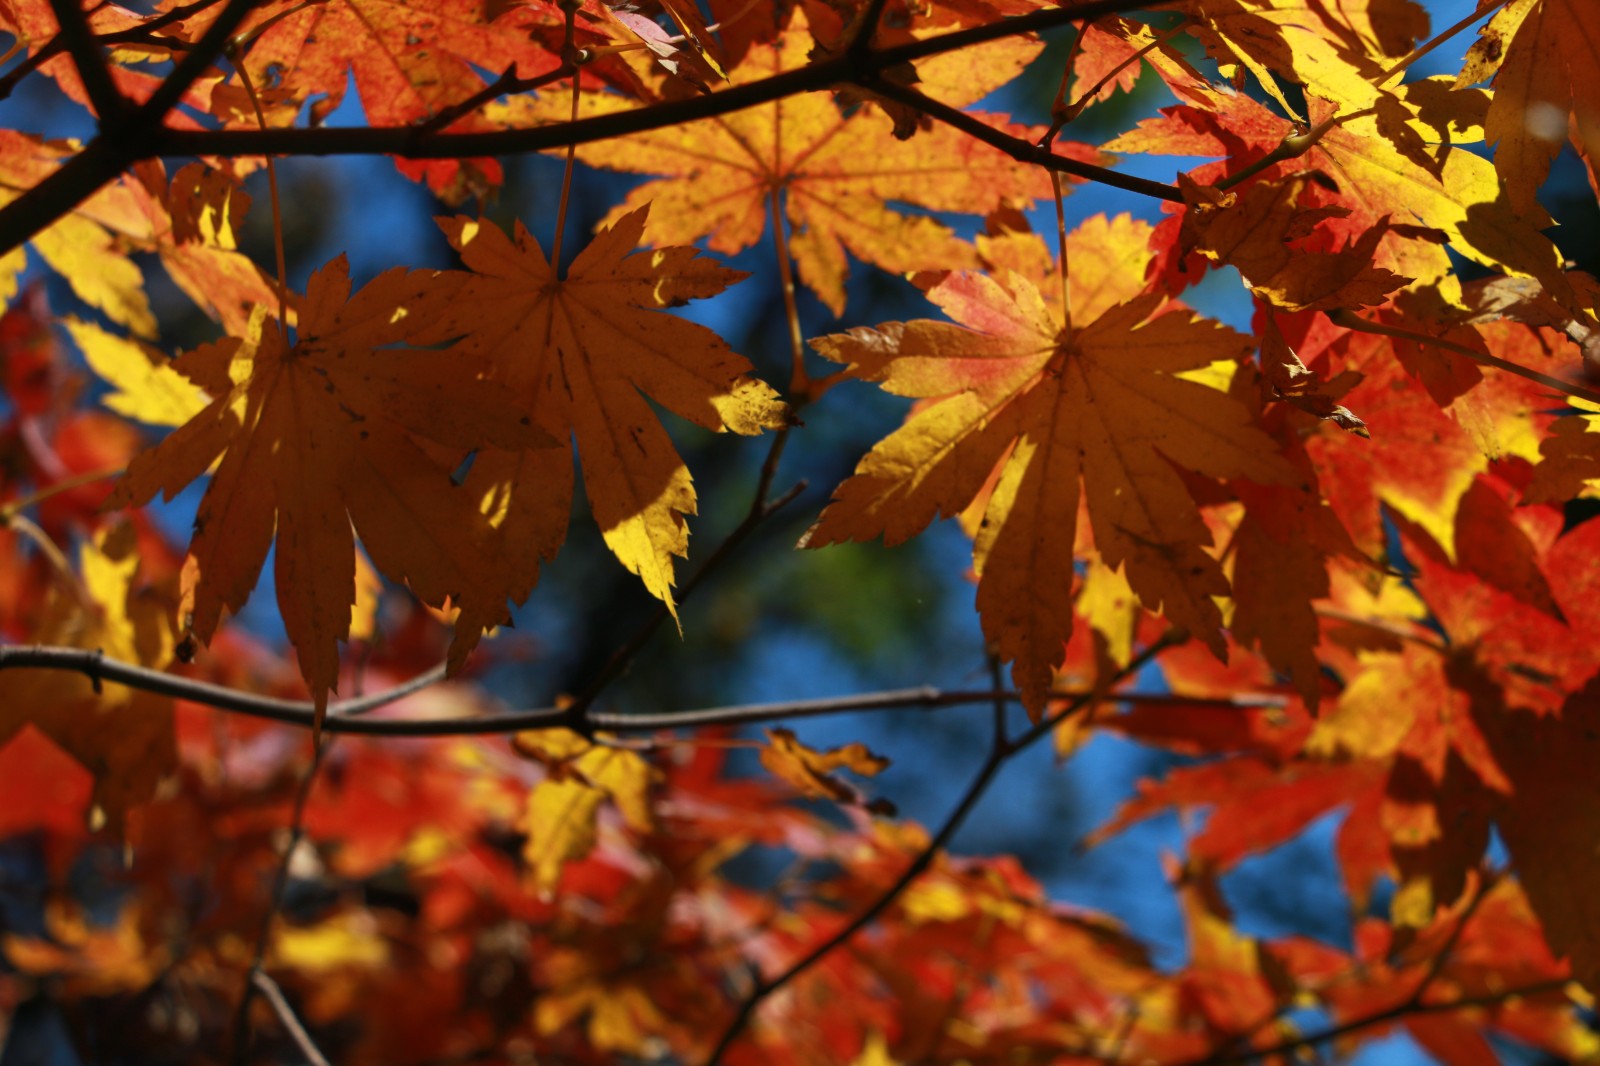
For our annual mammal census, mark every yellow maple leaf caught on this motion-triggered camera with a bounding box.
[803,269,1297,714]
[106,258,551,719]
[0,132,155,336]
[418,207,789,618]
[516,728,657,895]
[67,317,207,426]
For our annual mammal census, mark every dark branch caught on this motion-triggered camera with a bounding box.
[0,0,1177,255]
[136,0,261,120]
[1179,979,1573,1066]
[46,0,127,120]
[0,643,1278,737]
[866,77,1183,202]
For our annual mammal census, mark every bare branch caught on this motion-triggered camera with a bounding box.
[0,642,1280,736]
[248,971,334,1066]
[231,740,329,1064]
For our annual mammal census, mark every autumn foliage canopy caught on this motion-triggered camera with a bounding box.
[4,0,1600,1060]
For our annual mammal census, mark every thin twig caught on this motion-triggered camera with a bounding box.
[0,0,227,102]
[703,633,1186,1064]
[564,434,805,722]
[138,0,262,119]
[703,709,1011,1065]
[415,63,576,134]
[1177,979,1572,1066]
[249,971,333,1066]
[230,739,329,1065]
[1216,0,1512,192]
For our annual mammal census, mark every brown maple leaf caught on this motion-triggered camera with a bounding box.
[106,258,550,718]
[1459,0,1600,219]
[415,206,789,618]
[802,268,1298,714]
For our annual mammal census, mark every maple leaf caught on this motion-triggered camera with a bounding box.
[66,318,207,427]
[0,132,155,335]
[1459,0,1600,219]
[759,727,890,808]
[1177,174,1408,313]
[1182,0,1429,119]
[803,265,1298,713]
[1477,674,1600,994]
[230,0,575,198]
[106,258,551,718]
[417,207,788,618]
[523,10,1078,314]
[1109,87,1577,314]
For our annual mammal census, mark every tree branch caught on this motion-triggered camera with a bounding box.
[0,0,264,255]
[0,0,1176,255]
[46,0,127,120]
[1180,979,1572,1066]
[0,643,1279,735]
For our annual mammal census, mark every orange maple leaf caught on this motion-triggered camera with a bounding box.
[803,266,1298,714]
[106,258,550,718]
[418,207,789,617]
[231,0,575,198]
[531,10,1079,314]
[759,727,889,807]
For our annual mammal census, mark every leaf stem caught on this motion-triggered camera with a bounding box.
[1051,170,1071,327]
[230,54,289,339]
[0,464,125,521]
[249,971,332,1066]
[549,65,581,275]
[768,185,809,401]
